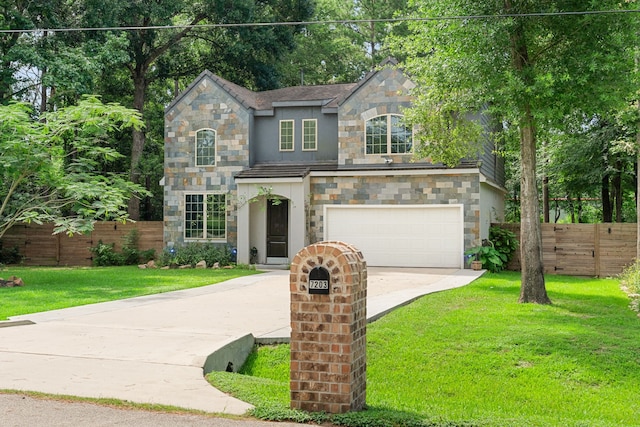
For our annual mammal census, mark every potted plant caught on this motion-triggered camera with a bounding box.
[470,254,483,271]
[465,240,502,272]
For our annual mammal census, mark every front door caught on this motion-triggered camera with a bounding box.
[267,200,288,260]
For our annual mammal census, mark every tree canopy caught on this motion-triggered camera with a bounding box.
[394,1,638,303]
[0,96,148,239]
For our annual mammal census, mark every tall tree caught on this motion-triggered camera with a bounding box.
[0,0,68,104]
[0,96,148,239]
[81,0,313,219]
[278,0,410,86]
[395,2,637,303]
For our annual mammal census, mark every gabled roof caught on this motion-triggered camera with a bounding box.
[166,58,406,115]
[335,57,402,106]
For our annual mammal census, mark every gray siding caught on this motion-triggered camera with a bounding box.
[253,107,338,164]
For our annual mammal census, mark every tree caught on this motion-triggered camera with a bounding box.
[545,112,638,223]
[395,2,637,303]
[80,0,313,219]
[278,0,411,86]
[0,96,148,239]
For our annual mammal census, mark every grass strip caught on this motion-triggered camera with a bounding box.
[0,266,259,320]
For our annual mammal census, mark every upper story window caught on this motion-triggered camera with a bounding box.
[302,119,317,151]
[279,120,294,151]
[196,129,216,166]
[365,114,412,155]
[184,193,226,240]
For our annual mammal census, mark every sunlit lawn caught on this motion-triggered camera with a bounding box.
[0,266,259,320]
[208,272,640,427]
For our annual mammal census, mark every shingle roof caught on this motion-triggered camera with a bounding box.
[254,83,356,110]
[234,160,480,180]
[166,57,402,114]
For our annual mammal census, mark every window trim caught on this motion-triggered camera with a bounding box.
[365,114,413,155]
[195,128,217,166]
[302,119,318,151]
[184,193,227,241]
[279,120,295,151]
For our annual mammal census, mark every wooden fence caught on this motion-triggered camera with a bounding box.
[2,221,637,275]
[0,222,164,267]
[494,223,637,277]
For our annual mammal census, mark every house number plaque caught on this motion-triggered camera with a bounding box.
[308,266,330,295]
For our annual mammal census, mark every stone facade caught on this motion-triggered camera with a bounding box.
[164,75,251,247]
[308,173,481,249]
[338,66,415,166]
[163,60,504,264]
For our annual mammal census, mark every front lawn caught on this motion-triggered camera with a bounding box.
[0,266,259,320]
[208,272,640,427]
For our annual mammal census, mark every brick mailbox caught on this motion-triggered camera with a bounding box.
[289,241,367,413]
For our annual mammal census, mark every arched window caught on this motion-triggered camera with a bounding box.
[196,129,216,166]
[365,114,412,155]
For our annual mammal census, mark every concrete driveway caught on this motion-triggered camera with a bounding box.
[0,267,483,415]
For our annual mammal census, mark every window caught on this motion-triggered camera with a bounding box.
[365,114,412,155]
[196,129,216,166]
[184,194,226,240]
[302,119,317,151]
[279,120,294,151]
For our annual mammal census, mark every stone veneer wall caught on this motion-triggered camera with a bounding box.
[308,173,481,250]
[290,241,367,413]
[164,75,251,248]
[338,66,415,166]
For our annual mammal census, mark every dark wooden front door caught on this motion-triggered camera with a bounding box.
[267,200,288,258]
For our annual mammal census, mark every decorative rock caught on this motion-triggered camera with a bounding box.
[196,260,207,269]
[0,276,24,287]
[146,260,157,268]
[213,262,220,269]
[138,264,147,269]
[160,266,170,270]
[179,264,192,269]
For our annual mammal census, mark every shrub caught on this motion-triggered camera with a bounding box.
[0,244,22,265]
[90,229,156,266]
[465,226,518,273]
[619,259,640,314]
[489,226,518,262]
[90,241,125,266]
[158,242,233,267]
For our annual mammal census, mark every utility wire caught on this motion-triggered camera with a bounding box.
[1,9,639,34]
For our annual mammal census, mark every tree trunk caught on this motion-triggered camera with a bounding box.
[128,72,147,221]
[542,175,549,223]
[506,5,550,304]
[602,174,612,222]
[613,160,623,222]
[519,114,550,304]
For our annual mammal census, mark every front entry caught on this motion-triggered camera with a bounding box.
[267,200,289,262]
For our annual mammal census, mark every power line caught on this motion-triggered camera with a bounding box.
[1,9,639,34]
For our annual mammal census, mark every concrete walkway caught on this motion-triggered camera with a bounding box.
[0,267,483,415]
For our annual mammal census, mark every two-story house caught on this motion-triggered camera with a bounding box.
[163,58,505,268]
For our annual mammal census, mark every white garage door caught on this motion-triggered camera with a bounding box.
[324,205,464,268]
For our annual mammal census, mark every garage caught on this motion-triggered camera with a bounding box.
[323,205,464,268]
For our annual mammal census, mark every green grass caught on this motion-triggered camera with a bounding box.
[0,266,259,320]
[207,272,640,427]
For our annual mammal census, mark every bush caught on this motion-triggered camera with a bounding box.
[90,229,156,267]
[90,241,125,266]
[465,226,518,273]
[158,242,233,267]
[0,244,22,265]
[489,226,518,262]
[619,260,640,314]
